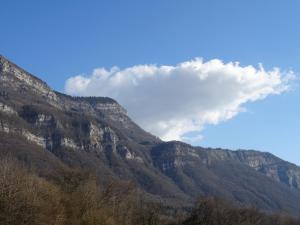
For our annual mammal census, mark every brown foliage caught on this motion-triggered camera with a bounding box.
[0,157,64,225]
[1,156,300,225]
[0,156,166,225]
[181,197,300,225]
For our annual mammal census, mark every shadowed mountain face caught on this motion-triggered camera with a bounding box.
[1,55,300,215]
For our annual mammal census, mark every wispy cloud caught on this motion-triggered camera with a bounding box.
[65,58,293,141]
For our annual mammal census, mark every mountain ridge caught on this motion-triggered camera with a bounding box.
[1,55,300,215]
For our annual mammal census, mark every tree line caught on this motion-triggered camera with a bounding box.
[0,156,300,225]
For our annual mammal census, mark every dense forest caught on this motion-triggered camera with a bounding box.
[0,156,300,225]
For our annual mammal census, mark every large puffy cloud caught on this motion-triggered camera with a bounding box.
[65,58,293,141]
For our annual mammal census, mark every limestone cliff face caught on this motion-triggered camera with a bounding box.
[0,55,129,117]
[152,141,300,192]
[0,55,156,163]
[222,150,300,189]
[196,147,300,189]
[0,55,58,103]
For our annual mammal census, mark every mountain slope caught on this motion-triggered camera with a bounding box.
[151,142,300,213]
[1,55,300,215]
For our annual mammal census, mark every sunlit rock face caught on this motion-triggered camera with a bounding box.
[0,102,16,115]
[0,55,157,163]
[0,56,58,104]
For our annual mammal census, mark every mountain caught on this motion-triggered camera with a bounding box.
[1,55,300,215]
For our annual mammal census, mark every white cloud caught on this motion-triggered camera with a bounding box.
[65,58,293,141]
[182,134,204,144]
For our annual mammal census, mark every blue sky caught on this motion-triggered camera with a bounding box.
[1,0,300,164]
